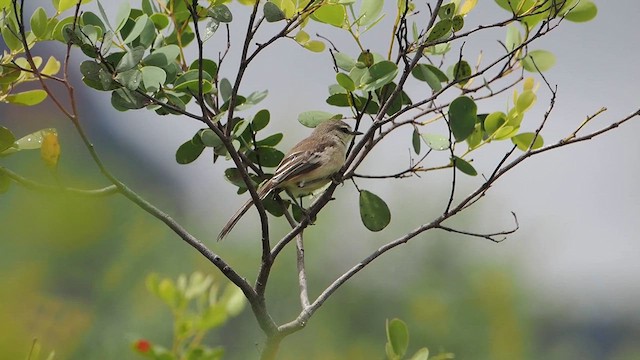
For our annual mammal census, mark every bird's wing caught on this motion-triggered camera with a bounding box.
[271,149,323,185]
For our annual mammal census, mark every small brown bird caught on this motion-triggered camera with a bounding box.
[218,120,361,240]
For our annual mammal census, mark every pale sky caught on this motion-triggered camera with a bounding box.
[87,0,640,320]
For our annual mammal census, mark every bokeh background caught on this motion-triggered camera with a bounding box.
[1,0,639,359]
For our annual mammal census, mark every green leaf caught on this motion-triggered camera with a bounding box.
[141,66,166,92]
[197,129,223,147]
[115,69,142,91]
[303,40,326,52]
[426,19,451,42]
[358,50,375,67]
[0,127,16,153]
[219,78,232,102]
[313,4,345,27]
[252,109,270,131]
[189,59,218,79]
[484,111,506,135]
[334,52,356,71]
[221,284,246,317]
[359,190,391,232]
[336,73,356,91]
[116,46,145,72]
[12,128,56,151]
[451,15,464,31]
[410,348,430,360]
[438,2,455,19]
[522,50,556,72]
[30,7,49,39]
[511,132,543,151]
[386,318,409,358]
[298,111,337,128]
[516,90,536,113]
[358,0,384,26]
[247,147,284,167]
[256,133,283,147]
[114,1,131,32]
[209,5,233,23]
[143,44,180,67]
[6,90,48,106]
[176,139,205,164]
[224,168,256,189]
[174,69,214,94]
[82,11,106,34]
[505,25,522,52]
[448,96,477,142]
[411,64,447,91]
[421,133,449,150]
[452,60,472,85]
[564,0,597,22]
[452,156,477,176]
[122,14,149,44]
[150,13,170,30]
[1,20,22,51]
[411,129,421,154]
[361,61,398,92]
[111,88,148,110]
[237,90,268,110]
[264,2,286,22]
[466,124,483,149]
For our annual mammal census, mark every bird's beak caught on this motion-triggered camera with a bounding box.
[350,129,363,136]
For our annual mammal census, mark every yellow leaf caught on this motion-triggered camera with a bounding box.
[41,56,61,76]
[459,0,477,15]
[41,130,60,169]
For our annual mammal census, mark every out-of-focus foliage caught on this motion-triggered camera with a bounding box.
[131,272,245,359]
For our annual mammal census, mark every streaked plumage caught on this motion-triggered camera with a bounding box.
[218,120,361,240]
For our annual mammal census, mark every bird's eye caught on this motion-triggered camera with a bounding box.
[339,126,350,133]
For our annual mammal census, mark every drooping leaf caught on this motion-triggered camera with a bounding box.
[359,190,391,232]
[40,130,60,169]
[386,318,409,358]
[448,96,477,142]
[411,128,421,154]
[452,156,477,176]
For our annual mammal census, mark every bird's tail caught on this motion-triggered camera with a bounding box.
[217,182,273,241]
